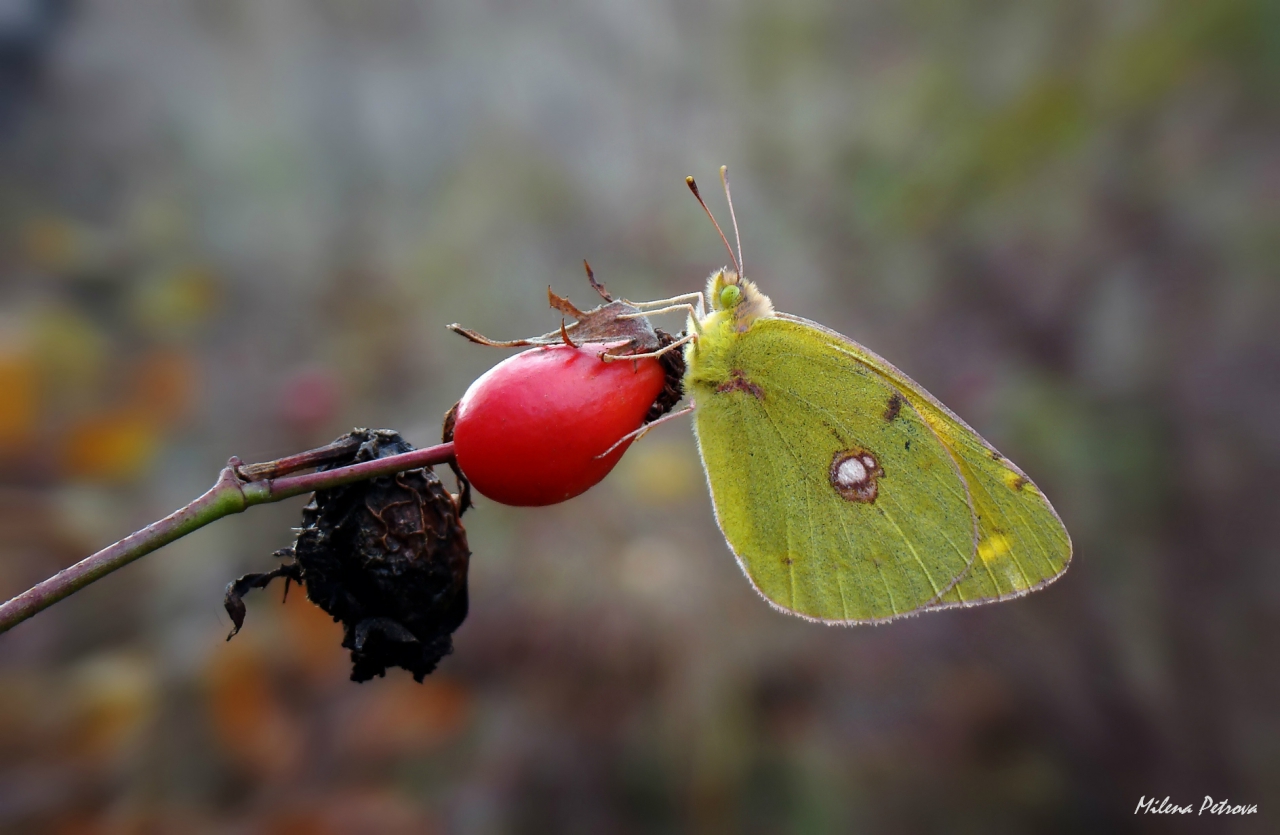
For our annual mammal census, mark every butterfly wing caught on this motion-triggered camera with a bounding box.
[690,317,979,622]
[774,313,1073,609]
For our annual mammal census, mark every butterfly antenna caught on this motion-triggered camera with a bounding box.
[719,166,744,278]
[686,175,741,276]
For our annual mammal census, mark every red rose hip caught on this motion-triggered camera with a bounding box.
[451,343,667,506]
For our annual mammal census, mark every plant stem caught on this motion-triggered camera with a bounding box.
[0,442,457,635]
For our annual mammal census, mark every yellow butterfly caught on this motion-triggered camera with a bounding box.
[627,169,1071,623]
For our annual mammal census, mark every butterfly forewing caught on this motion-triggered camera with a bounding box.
[773,313,1073,608]
[914,406,1071,607]
[691,318,979,622]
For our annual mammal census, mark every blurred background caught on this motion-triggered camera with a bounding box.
[1,0,1277,832]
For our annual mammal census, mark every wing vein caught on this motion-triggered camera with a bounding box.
[878,505,942,597]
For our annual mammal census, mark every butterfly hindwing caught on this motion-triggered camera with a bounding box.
[690,317,979,622]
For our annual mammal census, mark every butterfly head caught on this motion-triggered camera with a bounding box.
[706,268,774,331]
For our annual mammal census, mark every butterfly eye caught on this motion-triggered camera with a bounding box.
[719,284,742,309]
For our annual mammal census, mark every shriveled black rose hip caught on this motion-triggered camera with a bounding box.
[224,429,471,682]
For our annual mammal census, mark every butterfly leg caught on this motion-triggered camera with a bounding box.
[617,304,699,318]
[600,332,696,363]
[617,300,703,323]
[617,304,704,335]
[622,292,706,320]
[596,400,697,459]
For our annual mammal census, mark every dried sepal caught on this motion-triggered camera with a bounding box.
[223,562,301,639]
[447,265,663,355]
[440,403,472,515]
[582,259,613,301]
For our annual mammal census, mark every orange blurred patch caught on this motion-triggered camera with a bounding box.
[205,642,305,780]
[50,814,109,835]
[0,350,38,453]
[264,809,333,835]
[129,350,197,428]
[278,581,349,683]
[336,675,472,762]
[61,409,158,482]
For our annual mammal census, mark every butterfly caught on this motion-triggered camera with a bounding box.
[628,168,1072,623]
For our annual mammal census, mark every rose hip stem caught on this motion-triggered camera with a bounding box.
[0,442,457,635]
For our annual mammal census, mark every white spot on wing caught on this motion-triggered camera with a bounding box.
[836,457,867,487]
